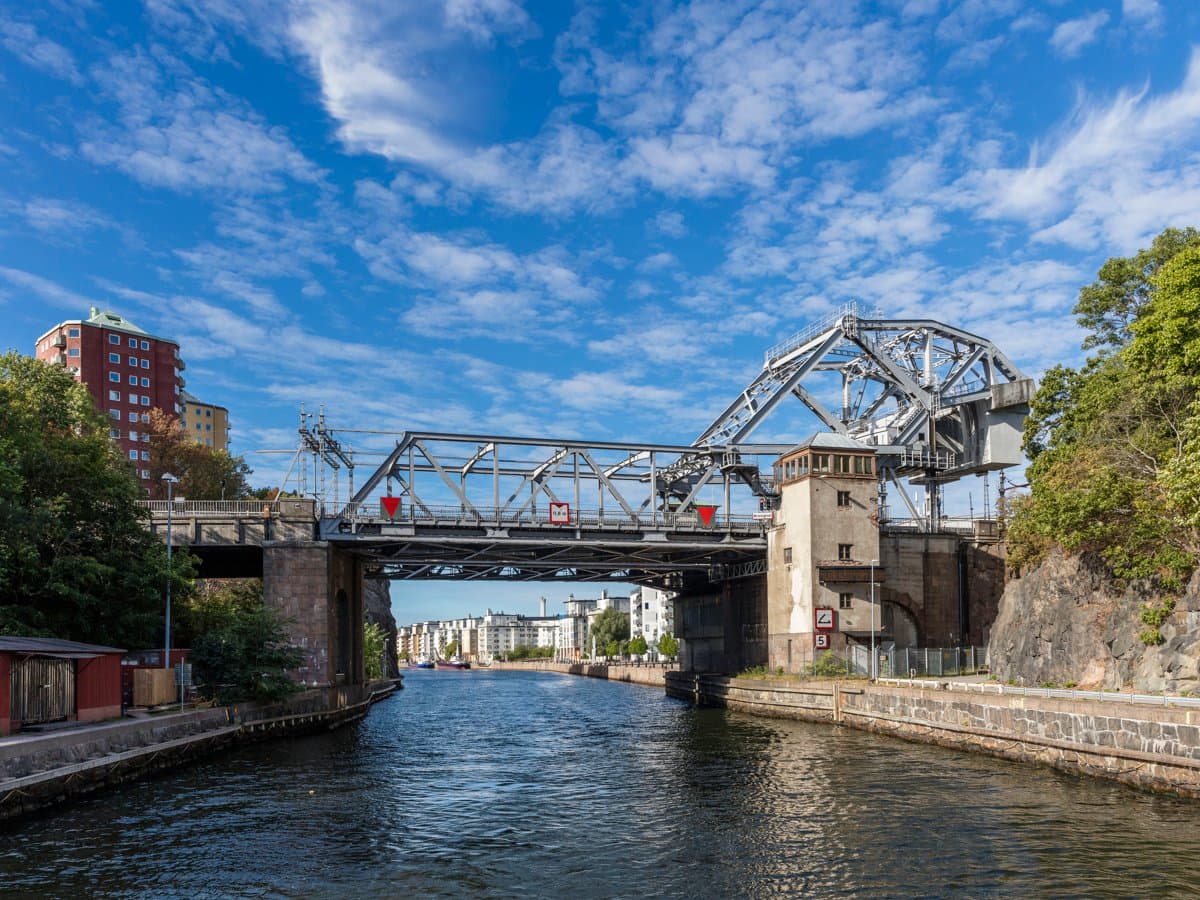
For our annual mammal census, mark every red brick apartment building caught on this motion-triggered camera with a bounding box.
[35,307,185,487]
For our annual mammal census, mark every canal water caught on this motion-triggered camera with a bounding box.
[4,669,1200,897]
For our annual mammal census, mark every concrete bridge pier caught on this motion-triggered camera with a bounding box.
[674,574,768,675]
[262,541,363,688]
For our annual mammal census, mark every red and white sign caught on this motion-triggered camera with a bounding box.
[814,607,835,631]
[696,504,717,527]
[814,633,830,649]
[380,496,401,520]
[549,501,571,525]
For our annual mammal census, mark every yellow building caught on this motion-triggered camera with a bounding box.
[179,391,230,451]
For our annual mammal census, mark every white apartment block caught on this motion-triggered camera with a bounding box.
[630,586,675,653]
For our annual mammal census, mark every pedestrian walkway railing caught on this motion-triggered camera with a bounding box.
[882,646,988,678]
[876,678,1200,709]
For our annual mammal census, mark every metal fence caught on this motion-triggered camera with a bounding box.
[881,646,988,678]
[878,678,1200,709]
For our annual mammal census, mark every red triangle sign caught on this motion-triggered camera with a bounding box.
[696,505,717,527]
[380,496,401,519]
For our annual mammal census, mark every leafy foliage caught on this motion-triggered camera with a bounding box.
[504,644,553,660]
[364,621,387,680]
[628,635,648,655]
[0,353,193,647]
[657,633,679,658]
[1010,229,1200,585]
[587,606,629,657]
[185,580,303,704]
[145,408,252,500]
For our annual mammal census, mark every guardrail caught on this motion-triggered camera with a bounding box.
[877,677,1200,709]
[336,502,766,535]
[139,500,276,515]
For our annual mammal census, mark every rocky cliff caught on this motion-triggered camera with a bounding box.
[988,550,1200,693]
[364,579,399,678]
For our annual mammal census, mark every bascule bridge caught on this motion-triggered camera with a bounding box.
[150,306,1033,680]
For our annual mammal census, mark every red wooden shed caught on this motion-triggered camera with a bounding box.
[0,637,126,735]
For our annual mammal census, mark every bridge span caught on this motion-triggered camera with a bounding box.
[145,307,1031,687]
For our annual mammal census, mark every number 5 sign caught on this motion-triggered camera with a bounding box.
[814,607,835,631]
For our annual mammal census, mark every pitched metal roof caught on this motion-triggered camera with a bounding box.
[0,636,125,656]
[782,432,874,454]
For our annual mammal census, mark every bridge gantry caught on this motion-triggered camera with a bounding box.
[294,303,1032,581]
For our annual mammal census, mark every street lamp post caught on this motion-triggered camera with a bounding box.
[163,474,179,671]
[869,558,879,681]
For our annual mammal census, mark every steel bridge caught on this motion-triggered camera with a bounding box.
[294,305,1031,585]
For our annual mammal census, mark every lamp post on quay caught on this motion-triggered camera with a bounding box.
[869,558,879,681]
[162,473,179,670]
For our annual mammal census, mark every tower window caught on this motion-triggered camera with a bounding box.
[783,547,793,564]
[839,593,853,609]
[837,490,851,508]
[838,544,853,561]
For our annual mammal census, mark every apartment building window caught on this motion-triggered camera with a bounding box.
[838,544,853,560]
[109,352,120,364]
[205,409,211,417]
[140,340,149,350]
[128,393,137,403]
[837,490,851,508]
[195,422,202,430]
[128,355,137,366]
[128,337,137,348]
[140,468,150,478]
[141,359,149,369]
[141,396,150,406]
[67,348,79,357]
[108,389,120,401]
[141,377,150,387]
[68,327,80,338]
[839,593,853,609]
[109,428,120,438]
[128,412,138,422]
[141,413,149,423]
[109,372,120,382]
[205,423,211,431]
[109,334,119,344]
[783,547,793,564]
[130,431,138,441]
[141,450,150,460]
[174,385,180,395]
[109,409,120,419]
[129,449,138,460]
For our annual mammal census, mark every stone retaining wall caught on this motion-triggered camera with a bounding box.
[666,673,1200,798]
[489,660,672,687]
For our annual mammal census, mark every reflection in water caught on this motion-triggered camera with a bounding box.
[3,669,1200,898]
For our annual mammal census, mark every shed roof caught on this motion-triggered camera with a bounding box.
[0,636,125,658]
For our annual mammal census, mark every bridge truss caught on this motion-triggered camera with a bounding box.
[324,433,779,585]
[298,305,1031,580]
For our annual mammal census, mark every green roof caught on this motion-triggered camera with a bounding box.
[87,306,149,335]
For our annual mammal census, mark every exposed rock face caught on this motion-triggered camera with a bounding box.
[988,549,1200,693]
[364,579,399,678]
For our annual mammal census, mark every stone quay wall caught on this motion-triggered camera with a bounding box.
[489,660,672,687]
[0,679,402,822]
[666,673,1200,798]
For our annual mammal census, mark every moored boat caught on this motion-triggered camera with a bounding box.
[407,655,435,669]
[435,655,471,670]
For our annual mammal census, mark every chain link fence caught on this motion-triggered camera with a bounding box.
[880,646,988,678]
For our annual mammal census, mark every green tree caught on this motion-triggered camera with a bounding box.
[587,606,629,658]
[146,408,252,500]
[657,633,679,658]
[1010,228,1200,584]
[364,621,387,680]
[185,580,303,704]
[443,639,460,658]
[628,635,648,655]
[0,353,192,647]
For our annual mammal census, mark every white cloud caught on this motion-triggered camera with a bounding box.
[1049,11,1110,58]
[0,17,84,84]
[80,51,323,194]
[957,49,1200,249]
[0,266,96,310]
[1122,0,1163,29]
[650,210,688,238]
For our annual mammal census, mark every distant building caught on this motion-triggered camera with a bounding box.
[180,390,230,451]
[630,586,675,653]
[34,307,185,485]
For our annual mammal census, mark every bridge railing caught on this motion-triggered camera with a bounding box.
[139,500,277,516]
[335,502,765,535]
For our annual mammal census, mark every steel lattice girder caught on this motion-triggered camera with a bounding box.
[692,311,1031,480]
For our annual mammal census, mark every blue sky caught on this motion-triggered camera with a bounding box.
[1,1,1198,623]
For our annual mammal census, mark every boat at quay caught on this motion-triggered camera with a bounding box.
[435,656,470,670]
